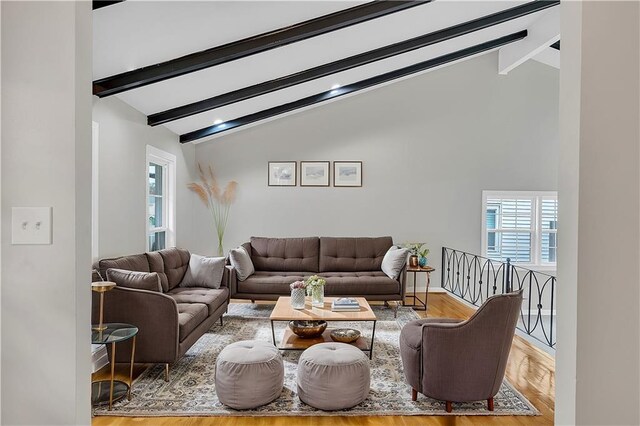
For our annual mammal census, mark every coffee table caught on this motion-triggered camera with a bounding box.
[269,297,377,359]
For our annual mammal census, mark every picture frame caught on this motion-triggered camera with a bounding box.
[333,161,362,187]
[300,161,330,187]
[268,161,297,186]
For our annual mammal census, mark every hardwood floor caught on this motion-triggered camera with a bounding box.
[92,292,555,426]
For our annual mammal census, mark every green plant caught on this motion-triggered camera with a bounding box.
[404,242,429,258]
[188,164,238,256]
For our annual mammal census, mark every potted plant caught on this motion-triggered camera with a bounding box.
[305,275,327,307]
[404,242,429,268]
[290,281,307,309]
[418,247,430,267]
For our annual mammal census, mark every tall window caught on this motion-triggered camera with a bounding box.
[146,146,176,251]
[482,191,558,267]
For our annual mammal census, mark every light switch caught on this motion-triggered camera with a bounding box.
[11,207,52,245]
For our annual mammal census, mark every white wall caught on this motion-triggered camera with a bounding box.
[557,2,640,425]
[92,96,196,259]
[191,53,559,286]
[1,2,92,424]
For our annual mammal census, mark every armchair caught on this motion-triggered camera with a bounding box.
[399,290,523,412]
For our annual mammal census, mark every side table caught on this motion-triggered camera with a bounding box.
[91,323,138,410]
[405,266,435,311]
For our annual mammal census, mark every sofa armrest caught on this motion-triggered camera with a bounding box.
[398,263,408,299]
[226,265,238,298]
[93,286,180,364]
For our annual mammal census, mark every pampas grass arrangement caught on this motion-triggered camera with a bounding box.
[188,164,238,256]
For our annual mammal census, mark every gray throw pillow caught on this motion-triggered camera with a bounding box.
[180,254,225,289]
[381,246,409,280]
[229,246,255,281]
[106,268,162,292]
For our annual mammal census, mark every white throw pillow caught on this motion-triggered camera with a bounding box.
[180,254,226,289]
[229,246,255,281]
[381,246,409,280]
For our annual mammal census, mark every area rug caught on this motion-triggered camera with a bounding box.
[94,303,539,417]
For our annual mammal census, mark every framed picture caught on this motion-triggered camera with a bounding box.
[333,161,362,187]
[300,161,330,187]
[268,161,297,186]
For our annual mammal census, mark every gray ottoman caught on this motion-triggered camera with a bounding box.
[297,342,370,410]
[215,340,284,409]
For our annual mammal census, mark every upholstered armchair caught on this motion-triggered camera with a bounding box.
[399,290,523,412]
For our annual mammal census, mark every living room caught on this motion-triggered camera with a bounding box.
[1,1,639,425]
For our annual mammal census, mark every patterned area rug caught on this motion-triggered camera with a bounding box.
[94,303,539,417]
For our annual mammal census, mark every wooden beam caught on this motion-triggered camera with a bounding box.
[149,0,559,126]
[93,1,124,10]
[93,1,430,97]
[533,47,560,69]
[180,30,527,143]
[498,7,560,74]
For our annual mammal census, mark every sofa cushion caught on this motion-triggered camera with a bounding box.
[250,237,319,272]
[319,237,393,272]
[237,271,307,294]
[168,287,229,316]
[158,248,191,291]
[381,246,409,279]
[146,251,169,292]
[106,268,162,292]
[229,246,255,281]
[97,254,150,282]
[321,272,400,295]
[177,303,208,342]
[180,255,226,289]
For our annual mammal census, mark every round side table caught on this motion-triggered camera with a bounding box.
[91,323,138,410]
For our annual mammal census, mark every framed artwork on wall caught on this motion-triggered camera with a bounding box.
[268,161,297,186]
[300,161,330,187]
[333,161,362,187]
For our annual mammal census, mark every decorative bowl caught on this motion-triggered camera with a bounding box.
[288,320,327,338]
[330,328,361,343]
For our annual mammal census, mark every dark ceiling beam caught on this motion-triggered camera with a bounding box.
[550,40,560,50]
[93,1,124,10]
[180,30,527,144]
[150,0,559,127]
[93,1,430,97]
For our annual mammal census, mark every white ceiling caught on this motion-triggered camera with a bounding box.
[92,1,559,143]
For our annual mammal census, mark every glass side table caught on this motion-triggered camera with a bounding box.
[91,323,138,410]
[405,266,435,311]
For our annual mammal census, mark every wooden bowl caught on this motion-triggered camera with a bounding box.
[330,328,361,343]
[289,320,327,338]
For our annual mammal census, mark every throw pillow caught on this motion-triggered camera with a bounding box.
[381,246,409,280]
[229,246,255,281]
[106,268,162,292]
[180,254,226,289]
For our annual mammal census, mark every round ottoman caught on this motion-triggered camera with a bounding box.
[297,342,370,410]
[215,340,284,409]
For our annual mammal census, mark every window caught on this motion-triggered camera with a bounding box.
[482,191,558,267]
[146,146,176,251]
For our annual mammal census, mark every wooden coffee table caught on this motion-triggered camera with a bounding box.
[269,297,377,359]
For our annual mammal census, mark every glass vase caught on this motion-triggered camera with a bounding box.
[310,285,324,307]
[290,288,306,309]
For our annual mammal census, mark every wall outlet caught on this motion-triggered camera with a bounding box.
[11,207,53,245]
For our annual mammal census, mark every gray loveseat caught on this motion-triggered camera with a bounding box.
[229,236,407,306]
[92,247,229,378]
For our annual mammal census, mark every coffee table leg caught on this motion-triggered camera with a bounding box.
[109,342,116,410]
[369,320,377,360]
[271,320,276,346]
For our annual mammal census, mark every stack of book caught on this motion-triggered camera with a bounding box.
[331,297,360,312]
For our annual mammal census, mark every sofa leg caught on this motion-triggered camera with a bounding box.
[394,302,398,318]
[446,401,453,413]
[219,316,223,326]
[164,364,169,382]
[411,388,418,401]
[487,397,494,411]
[251,300,255,304]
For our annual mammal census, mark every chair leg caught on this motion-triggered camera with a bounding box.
[446,401,453,413]
[164,363,169,382]
[487,397,494,411]
[411,388,418,401]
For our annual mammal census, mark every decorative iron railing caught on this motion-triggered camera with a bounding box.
[441,247,556,350]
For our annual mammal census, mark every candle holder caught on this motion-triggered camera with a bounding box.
[92,281,116,332]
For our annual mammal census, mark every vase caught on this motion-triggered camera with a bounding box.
[310,285,325,307]
[419,257,427,267]
[409,255,419,268]
[290,288,306,309]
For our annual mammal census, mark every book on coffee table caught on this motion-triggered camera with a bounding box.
[331,297,360,311]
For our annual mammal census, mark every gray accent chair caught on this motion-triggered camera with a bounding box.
[399,290,523,412]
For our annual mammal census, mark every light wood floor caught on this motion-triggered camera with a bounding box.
[93,292,555,426]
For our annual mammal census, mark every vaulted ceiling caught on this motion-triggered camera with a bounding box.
[93,1,560,144]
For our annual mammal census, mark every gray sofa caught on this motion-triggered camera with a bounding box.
[229,236,407,305]
[92,247,229,377]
